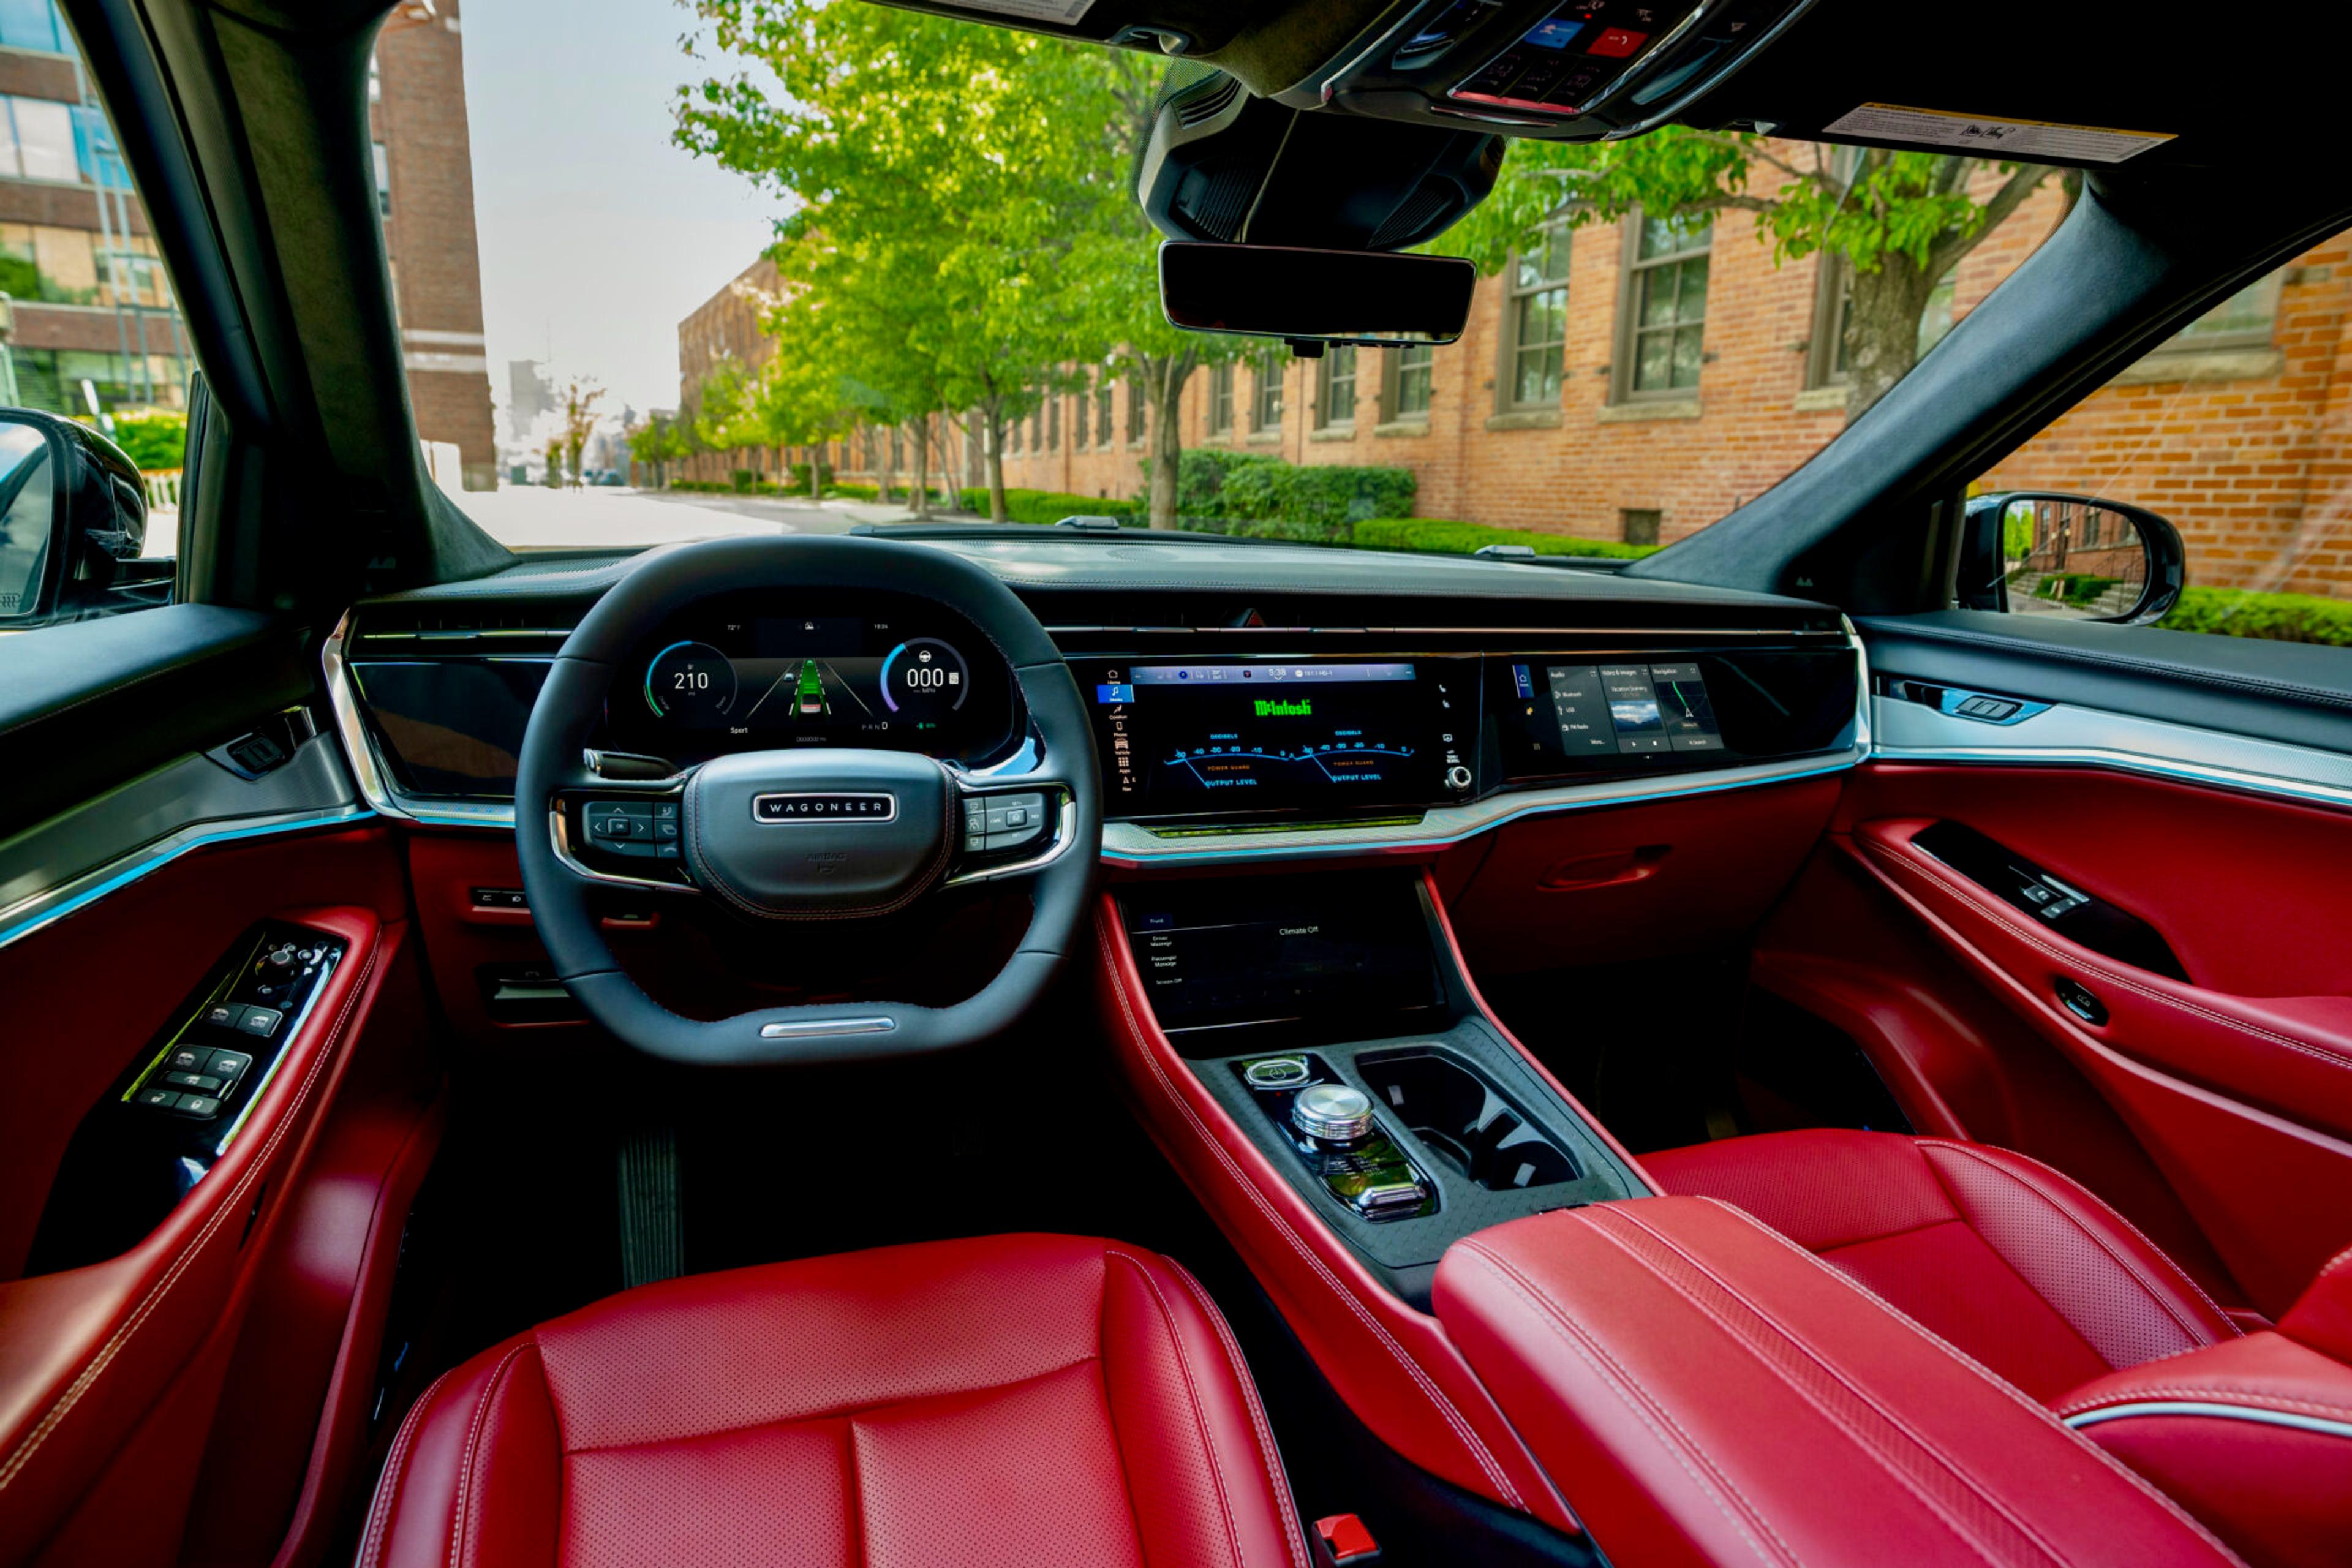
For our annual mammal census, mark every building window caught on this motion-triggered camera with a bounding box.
[1096,377,1114,446]
[368,50,382,103]
[2171,271,2282,350]
[889,426,902,472]
[1071,379,1089,449]
[1808,257,1957,388]
[1208,363,1234,435]
[1616,210,1711,399]
[1007,413,1020,455]
[0,95,77,182]
[1619,508,1661,547]
[1384,342,1434,421]
[1030,401,1042,450]
[1047,393,1059,451]
[0,1,71,53]
[1316,344,1357,429]
[1252,350,1283,432]
[372,139,391,216]
[1128,374,1147,442]
[1501,223,1569,410]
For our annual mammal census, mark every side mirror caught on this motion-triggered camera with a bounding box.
[1158,241,1478,349]
[0,408,149,628]
[1958,491,2185,626]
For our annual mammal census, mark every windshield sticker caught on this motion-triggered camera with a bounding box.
[943,0,1096,23]
[1825,104,2174,164]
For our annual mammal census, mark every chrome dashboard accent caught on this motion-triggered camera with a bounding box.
[0,734,369,954]
[1872,695,2352,811]
[323,609,520,830]
[1098,747,1865,865]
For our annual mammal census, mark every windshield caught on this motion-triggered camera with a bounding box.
[372,2,2345,643]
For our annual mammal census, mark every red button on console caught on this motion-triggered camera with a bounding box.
[1314,1514,1380,1564]
[1586,25,1649,56]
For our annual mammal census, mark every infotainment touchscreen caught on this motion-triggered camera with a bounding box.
[1080,659,1457,818]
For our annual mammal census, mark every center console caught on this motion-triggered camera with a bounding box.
[1116,871,1643,1306]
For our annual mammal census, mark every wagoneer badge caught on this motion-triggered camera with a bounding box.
[751,792,897,823]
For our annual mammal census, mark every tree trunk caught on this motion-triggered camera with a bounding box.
[1145,352,1194,530]
[908,418,931,519]
[1841,254,1941,421]
[984,400,1008,523]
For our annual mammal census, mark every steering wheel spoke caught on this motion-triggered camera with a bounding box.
[945,778,1081,886]
[549,762,701,895]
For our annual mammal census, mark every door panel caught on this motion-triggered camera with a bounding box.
[1816,759,2352,1316]
[0,824,431,1566]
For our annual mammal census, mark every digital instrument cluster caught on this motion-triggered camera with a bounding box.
[603,594,1018,764]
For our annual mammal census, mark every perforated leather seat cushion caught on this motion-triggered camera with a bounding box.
[360,1233,1309,1568]
[1643,1129,2241,1400]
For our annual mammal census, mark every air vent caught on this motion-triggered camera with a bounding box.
[352,608,576,651]
[1176,75,1241,127]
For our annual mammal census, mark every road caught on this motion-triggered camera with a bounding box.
[445,485,941,551]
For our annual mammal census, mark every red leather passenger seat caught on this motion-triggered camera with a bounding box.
[360,1234,1308,1568]
[1643,1129,2240,1400]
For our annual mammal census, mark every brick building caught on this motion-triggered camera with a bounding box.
[961,156,2348,597]
[0,0,494,486]
[372,0,496,490]
[676,254,783,484]
[0,2,190,416]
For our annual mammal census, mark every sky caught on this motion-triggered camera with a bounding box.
[460,0,782,420]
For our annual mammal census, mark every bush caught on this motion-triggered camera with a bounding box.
[1352,517,1662,560]
[2032,571,2120,607]
[1175,450,1414,530]
[958,487,1146,526]
[105,409,187,472]
[2159,587,2352,646]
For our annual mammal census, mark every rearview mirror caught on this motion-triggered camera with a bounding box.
[1958,491,2185,625]
[0,408,151,629]
[1158,241,1477,347]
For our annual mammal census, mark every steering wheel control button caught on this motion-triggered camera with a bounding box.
[1293,1084,1378,1145]
[971,791,1050,852]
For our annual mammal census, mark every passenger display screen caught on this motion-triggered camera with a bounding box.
[1539,661,1722,757]
[1082,659,1455,818]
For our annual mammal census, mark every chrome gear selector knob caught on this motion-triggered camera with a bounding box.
[1292,1083,1376,1145]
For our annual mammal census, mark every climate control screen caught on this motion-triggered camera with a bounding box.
[1079,658,1465,820]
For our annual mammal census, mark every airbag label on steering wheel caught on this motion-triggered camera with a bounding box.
[1825,103,2173,164]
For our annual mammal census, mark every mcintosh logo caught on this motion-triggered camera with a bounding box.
[1254,697,1312,718]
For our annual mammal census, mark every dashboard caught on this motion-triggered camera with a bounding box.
[330,535,1865,853]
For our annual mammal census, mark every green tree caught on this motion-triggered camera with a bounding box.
[679,2,1100,522]
[559,377,605,489]
[1445,134,2078,418]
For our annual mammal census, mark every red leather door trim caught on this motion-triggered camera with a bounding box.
[1090,895,1577,1532]
[1838,817,2352,1315]
[0,904,397,1564]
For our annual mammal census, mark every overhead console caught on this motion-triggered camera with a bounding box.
[1297,0,1821,139]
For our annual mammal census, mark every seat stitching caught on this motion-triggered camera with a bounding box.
[0,940,381,1492]
[1094,917,1524,1506]
[1918,1140,2228,1351]
[449,1343,535,1568]
[1161,1261,1314,1568]
[1871,840,2352,1077]
[558,1352,1104,1457]
[1694,1200,2248,1564]
[1452,1241,1800,1568]
[1596,1205,2058,1568]
[358,1365,458,1568]
[1106,1250,1248,1568]
[2054,1385,2352,1424]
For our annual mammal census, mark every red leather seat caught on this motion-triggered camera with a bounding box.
[1643,1129,2241,1400]
[360,1233,1309,1568]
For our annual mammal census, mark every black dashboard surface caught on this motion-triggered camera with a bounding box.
[341,535,1856,813]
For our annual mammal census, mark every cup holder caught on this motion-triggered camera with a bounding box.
[1357,1049,1578,1191]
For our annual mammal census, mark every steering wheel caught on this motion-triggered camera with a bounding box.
[513,535,1101,1065]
